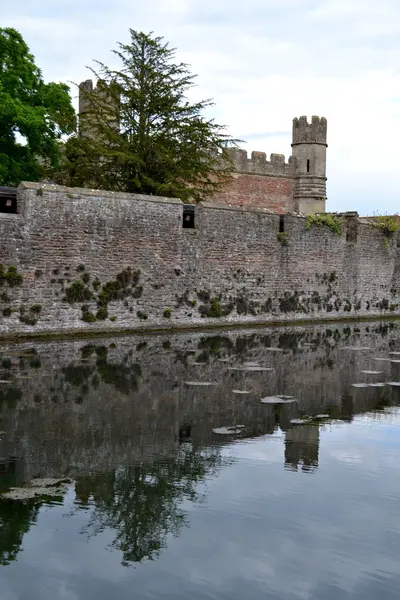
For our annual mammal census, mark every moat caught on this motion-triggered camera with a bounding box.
[1,320,400,599]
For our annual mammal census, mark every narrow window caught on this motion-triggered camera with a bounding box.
[182,205,195,228]
[306,159,310,173]
[0,187,17,214]
[279,215,285,233]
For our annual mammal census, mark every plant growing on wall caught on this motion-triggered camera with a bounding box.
[375,214,399,249]
[58,30,240,202]
[0,28,76,186]
[305,214,343,235]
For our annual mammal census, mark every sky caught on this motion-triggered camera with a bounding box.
[3,0,400,215]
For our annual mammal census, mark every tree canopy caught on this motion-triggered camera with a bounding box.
[59,30,238,202]
[0,27,76,186]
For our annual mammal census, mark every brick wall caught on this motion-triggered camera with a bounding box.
[0,182,398,337]
[212,173,296,212]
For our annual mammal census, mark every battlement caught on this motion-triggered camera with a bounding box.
[292,116,327,146]
[225,148,294,176]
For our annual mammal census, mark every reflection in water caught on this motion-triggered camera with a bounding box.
[0,500,39,566]
[0,320,400,597]
[75,446,229,565]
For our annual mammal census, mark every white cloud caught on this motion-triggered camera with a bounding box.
[3,0,400,214]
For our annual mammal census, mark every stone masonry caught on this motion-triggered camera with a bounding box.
[0,182,398,337]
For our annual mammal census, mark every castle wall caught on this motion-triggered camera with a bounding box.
[211,172,295,212]
[214,148,296,212]
[0,182,398,337]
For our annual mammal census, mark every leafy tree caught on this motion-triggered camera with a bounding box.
[0,27,76,186]
[59,30,239,202]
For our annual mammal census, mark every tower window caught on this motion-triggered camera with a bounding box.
[279,215,285,233]
[182,205,195,229]
[306,159,310,173]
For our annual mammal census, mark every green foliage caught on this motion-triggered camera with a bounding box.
[2,307,11,317]
[19,313,38,325]
[277,232,288,246]
[92,277,101,291]
[96,306,108,320]
[81,272,90,284]
[110,316,117,322]
[0,28,76,185]
[0,265,23,287]
[163,308,172,318]
[65,280,93,303]
[375,214,399,249]
[137,310,148,320]
[305,213,343,235]
[81,307,96,323]
[30,304,42,314]
[58,29,239,201]
[200,296,233,318]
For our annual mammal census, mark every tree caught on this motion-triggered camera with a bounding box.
[0,28,76,186]
[60,30,239,202]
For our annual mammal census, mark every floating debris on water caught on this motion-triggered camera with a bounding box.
[212,425,245,435]
[228,366,274,372]
[360,370,383,375]
[369,383,386,387]
[261,395,297,404]
[232,389,250,395]
[290,418,311,425]
[387,382,400,387]
[341,347,372,351]
[1,478,72,501]
[389,352,400,356]
[185,381,217,386]
[374,358,391,362]
[264,347,285,352]
[352,383,369,388]
[313,414,330,419]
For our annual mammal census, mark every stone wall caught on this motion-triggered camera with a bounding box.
[0,182,399,337]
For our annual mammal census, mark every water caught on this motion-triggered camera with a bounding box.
[1,320,400,599]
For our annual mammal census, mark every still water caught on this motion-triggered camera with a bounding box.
[1,321,400,599]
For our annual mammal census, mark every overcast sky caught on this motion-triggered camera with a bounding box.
[4,0,400,215]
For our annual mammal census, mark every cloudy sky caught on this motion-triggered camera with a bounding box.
[4,0,400,215]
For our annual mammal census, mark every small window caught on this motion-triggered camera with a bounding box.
[183,205,195,229]
[0,187,17,214]
[279,215,285,233]
[306,159,310,173]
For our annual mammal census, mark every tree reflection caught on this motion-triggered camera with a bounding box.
[0,499,39,565]
[76,444,229,565]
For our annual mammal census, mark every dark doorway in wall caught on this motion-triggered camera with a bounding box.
[306,159,310,173]
[279,215,285,233]
[0,187,17,214]
[183,205,195,228]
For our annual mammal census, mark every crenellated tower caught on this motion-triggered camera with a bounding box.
[291,116,327,213]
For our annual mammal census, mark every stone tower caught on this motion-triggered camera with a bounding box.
[78,79,120,138]
[291,116,327,213]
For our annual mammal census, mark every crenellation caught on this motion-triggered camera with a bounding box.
[225,147,293,176]
[292,115,327,146]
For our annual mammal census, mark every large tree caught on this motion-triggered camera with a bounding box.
[0,27,76,186]
[60,30,239,201]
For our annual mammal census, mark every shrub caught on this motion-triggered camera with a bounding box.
[305,214,342,235]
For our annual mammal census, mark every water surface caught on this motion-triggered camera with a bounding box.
[1,321,400,599]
